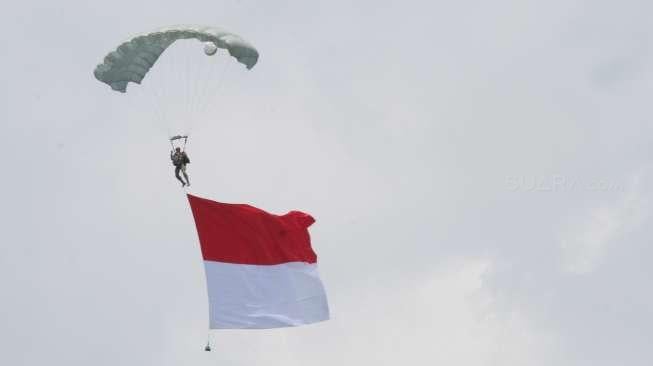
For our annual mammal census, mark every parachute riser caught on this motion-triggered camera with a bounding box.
[169,134,189,151]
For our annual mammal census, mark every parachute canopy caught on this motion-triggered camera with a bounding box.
[94,25,259,93]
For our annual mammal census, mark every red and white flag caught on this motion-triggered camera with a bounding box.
[187,194,329,329]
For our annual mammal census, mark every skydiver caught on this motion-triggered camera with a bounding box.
[171,147,191,187]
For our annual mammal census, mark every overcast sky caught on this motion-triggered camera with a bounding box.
[2,0,653,365]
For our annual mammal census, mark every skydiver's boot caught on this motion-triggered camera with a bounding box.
[176,176,185,187]
[183,173,190,187]
[176,175,185,187]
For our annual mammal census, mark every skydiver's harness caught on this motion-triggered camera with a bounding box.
[171,153,189,167]
[169,135,190,166]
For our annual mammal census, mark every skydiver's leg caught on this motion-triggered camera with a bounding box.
[175,166,185,186]
[181,165,190,186]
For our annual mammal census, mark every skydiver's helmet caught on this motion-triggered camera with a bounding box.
[175,147,181,152]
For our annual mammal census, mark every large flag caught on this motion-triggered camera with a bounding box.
[187,194,329,329]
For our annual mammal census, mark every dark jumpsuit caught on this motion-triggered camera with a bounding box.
[171,151,190,185]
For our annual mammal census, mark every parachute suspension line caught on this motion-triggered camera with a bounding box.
[157,41,193,139]
[183,44,196,131]
[211,60,233,121]
[189,54,218,136]
[149,58,164,134]
[188,43,207,129]
[180,40,202,136]
[144,54,175,139]
[125,72,172,139]
[181,42,193,135]
[196,58,232,130]
[205,331,212,352]
[154,45,174,139]
[150,80,172,138]
[207,54,231,112]
[168,45,184,136]
[182,40,203,136]
[153,84,173,138]
[187,47,229,138]
[190,49,215,127]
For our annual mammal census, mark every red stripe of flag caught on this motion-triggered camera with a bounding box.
[187,194,317,265]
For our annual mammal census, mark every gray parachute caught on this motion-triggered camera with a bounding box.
[94,25,259,92]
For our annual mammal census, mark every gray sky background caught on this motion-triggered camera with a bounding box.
[2,0,652,365]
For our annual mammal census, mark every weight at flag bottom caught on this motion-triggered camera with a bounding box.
[187,194,330,329]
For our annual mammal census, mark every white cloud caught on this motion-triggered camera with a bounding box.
[560,168,651,274]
